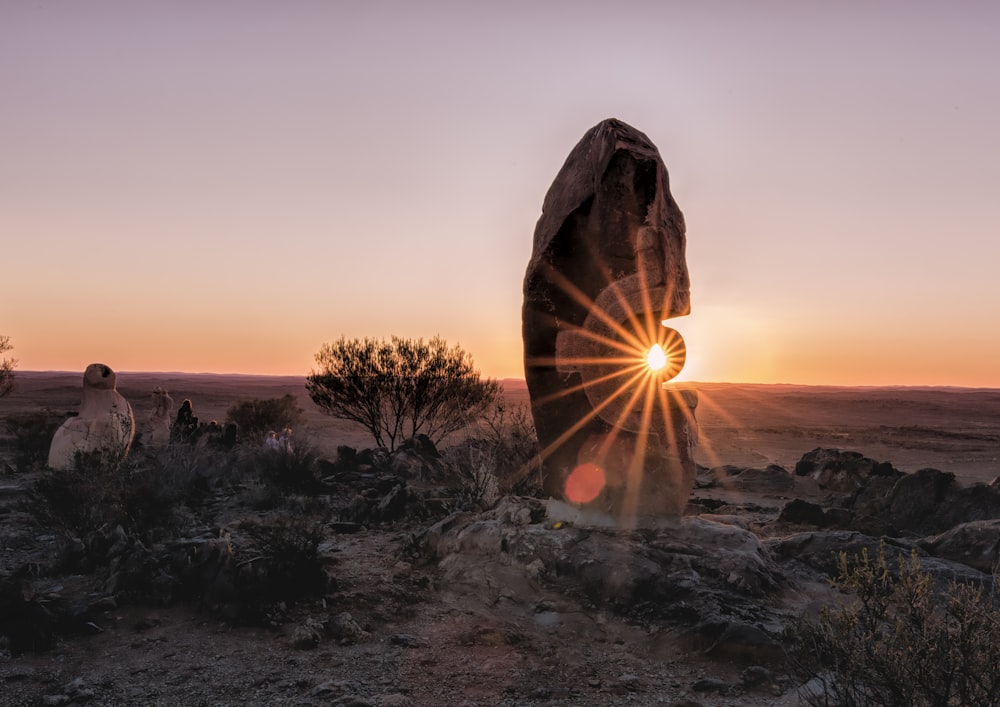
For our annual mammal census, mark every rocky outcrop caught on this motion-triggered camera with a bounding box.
[794,448,901,492]
[422,496,784,642]
[918,519,1000,573]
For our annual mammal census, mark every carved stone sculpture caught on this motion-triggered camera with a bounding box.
[48,363,135,470]
[147,385,174,447]
[522,118,697,519]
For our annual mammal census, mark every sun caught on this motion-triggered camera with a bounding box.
[646,343,668,372]
[638,326,686,381]
[523,262,695,516]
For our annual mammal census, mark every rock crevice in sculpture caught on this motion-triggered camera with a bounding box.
[523,118,697,520]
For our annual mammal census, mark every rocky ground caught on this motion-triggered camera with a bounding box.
[2,437,999,706]
[2,377,1000,706]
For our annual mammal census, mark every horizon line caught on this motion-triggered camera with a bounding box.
[13,370,1000,392]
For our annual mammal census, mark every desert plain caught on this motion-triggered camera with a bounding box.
[7,372,999,485]
[1,372,999,706]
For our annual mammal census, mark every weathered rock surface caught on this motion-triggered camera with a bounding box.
[522,118,696,518]
[423,496,786,644]
[47,364,135,470]
[794,447,900,492]
[774,448,1000,542]
[918,519,1000,573]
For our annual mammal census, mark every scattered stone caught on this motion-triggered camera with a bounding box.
[388,633,421,648]
[691,677,730,693]
[292,619,324,649]
[741,665,775,688]
[325,612,368,644]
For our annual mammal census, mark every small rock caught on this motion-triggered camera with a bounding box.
[325,612,368,644]
[389,633,421,648]
[692,677,730,693]
[292,620,324,649]
[616,673,640,692]
[741,665,774,688]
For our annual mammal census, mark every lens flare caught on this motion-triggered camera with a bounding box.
[565,462,606,504]
[646,343,667,372]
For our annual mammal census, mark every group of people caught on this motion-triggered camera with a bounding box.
[150,388,294,453]
[264,428,293,453]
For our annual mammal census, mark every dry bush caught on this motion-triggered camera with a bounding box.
[33,444,218,545]
[307,335,501,451]
[224,394,304,444]
[445,399,541,509]
[231,432,323,497]
[0,335,16,398]
[3,410,63,472]
[793,543,1000,706]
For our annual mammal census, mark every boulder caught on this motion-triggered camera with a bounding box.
[918,519,1000,573]
[794,448,900,492]
[423,497,783,628]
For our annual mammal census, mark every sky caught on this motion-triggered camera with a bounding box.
[2,1,999,387]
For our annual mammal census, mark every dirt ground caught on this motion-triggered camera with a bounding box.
[2,373,999,706]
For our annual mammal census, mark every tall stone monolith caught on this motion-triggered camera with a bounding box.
[522,118,697,520]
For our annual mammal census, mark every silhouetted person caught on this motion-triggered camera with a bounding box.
[278,427,293,454]
[221,422,239,450]
[172,399,198,443]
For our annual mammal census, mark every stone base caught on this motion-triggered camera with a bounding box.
[545,498,684,530]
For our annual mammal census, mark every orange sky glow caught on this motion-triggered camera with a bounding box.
[3,2,999,388]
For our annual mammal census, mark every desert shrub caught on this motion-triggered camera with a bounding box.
[233,517,329,616]
[307,335,501,451]
[793,543,1000,706]
[224,394,304,444]
[33,455,131,540]
[3,410,63,472]
[33,444,219,545]
[233,432,323,495]
[0,335,16,398]
[445,398,541,508]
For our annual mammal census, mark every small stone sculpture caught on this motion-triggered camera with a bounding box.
[47,363,135,470]
[147,385,174,448]
[522,118,697,519]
